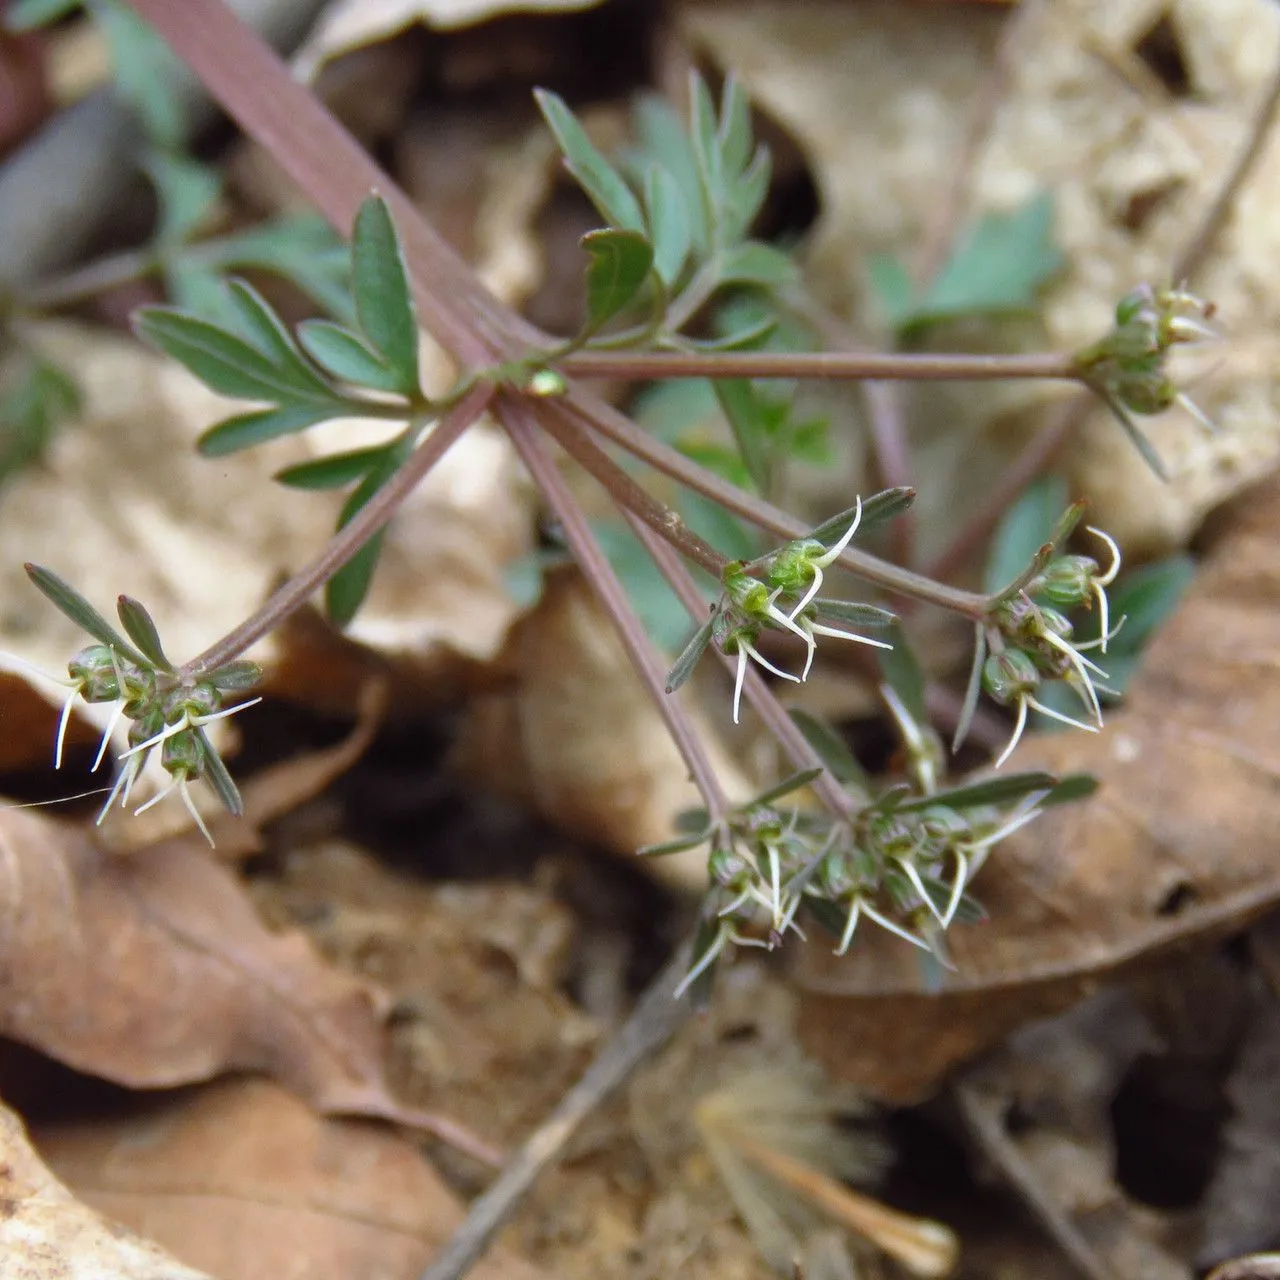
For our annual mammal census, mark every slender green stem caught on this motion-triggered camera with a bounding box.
[500,393,731,824]
[179,386,493,678]
[556,397,988,617]
[628,513,859,824]
[536,405,729,579]
[558,348,1080,384]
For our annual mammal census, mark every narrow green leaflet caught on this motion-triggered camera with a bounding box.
[807,489,915,545]
[274,445,393,491]
[298,320,404,393]
[749,768,824,808]
[1040,773,1098,806]
[136,306,331,405]
[644,164,692,288]
[534,89,646,234]
[631,95,709,256]
[638,827,715,858]
[116,596,173,671]
[350,196,420,395]
[666,613,716,693]
[24,565,149,667]
[581,228,655,332]
[198,404,343,458]
[195,729,245,818]
[892,771,1059,814]
[207,660,263,693]
[324,440,412,625]
[224,280,332,398]
[714,379,772,491]
[811,600,895,628]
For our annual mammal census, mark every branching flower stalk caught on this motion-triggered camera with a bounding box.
[9,0,1205,997]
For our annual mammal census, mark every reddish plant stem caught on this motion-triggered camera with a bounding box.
[558,398,988,616]
[179,386,492,678]
[501,393,731,824]
[627,514,858,824]
[126,0,541,366]
[560,348,1079,384]
[534,408,728,578]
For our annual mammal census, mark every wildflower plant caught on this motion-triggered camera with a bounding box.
[6,1,1217,1001]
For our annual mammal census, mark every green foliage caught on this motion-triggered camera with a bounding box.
[581,229,655,333]
[539,73,796,350]
[0,358,79,484]
[871,192,1063,333]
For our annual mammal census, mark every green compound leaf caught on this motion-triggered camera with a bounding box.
[632,95,709,256]
[665,611,716,694]
[198,404,345,457]
[351,195,420,396]
[24,564,149,667]
[274,445,393,491]
[116,596,173,671]
[644,163,692,288]
[892,771,1060,814]
[535,89,646,234]
[788,708,869,787]
[581,228,654,332]
[298,320,406,394]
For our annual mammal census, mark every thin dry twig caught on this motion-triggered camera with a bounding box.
[417,946,694,1280]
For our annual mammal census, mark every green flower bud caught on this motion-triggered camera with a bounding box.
[68,645,122,703]
[765,539,822,594]
[1036,555,1100,608]
[161,728,202,780]
[982,649,1039,706]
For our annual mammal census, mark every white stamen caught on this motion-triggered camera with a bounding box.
[994,695,1030,769]
[836,899,861,955]
[941,851,969,928]
[861,901,931,950]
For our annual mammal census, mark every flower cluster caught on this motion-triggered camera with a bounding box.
[16,567,260,845]
[650,719,1087,1000]
[976,526,1121,767]
[1076,283,1219,468]
[667,498,896,723]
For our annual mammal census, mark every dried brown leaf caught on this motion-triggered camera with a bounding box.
[796,472,1280,1101]
[455,573,753,889]
[35,1078,541,1280]
[0,1096,213,1280]
[295,0,607,80]
[0,805,496,1161]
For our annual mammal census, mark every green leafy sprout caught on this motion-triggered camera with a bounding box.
[6,37,1218,998]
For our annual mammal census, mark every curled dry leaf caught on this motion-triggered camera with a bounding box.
[35,1078,541,1280]
[796,471,1280,1102]
[0,803,496,1162]
[455,572,753,888]
[0,1096,213,1280]
[683,0,1280,554]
